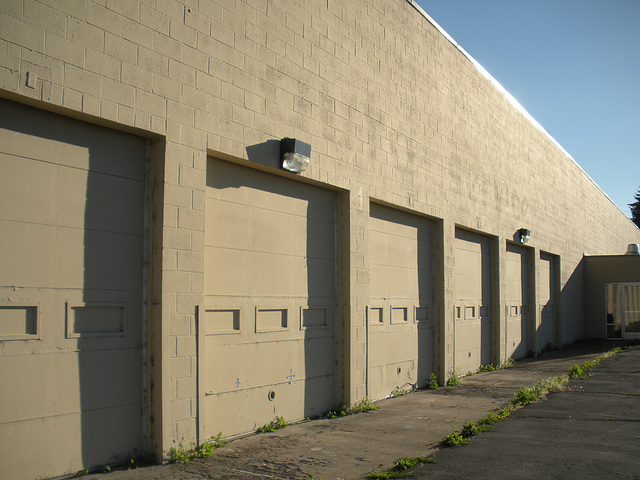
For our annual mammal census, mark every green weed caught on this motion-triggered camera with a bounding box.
[477,364,495,373]
[391,388,409,398]
[258,416,287,433]
[477,406,511,430]
[512,386,540,406]
[367,456,437,479]
[394,457,437,470]
[500,357,515,368]
[428,372,439,390]
[568,362,588,378]
[461,420,480,438]
[169,432,225,463]
[352,398,379,413]
[328,398,378,417]
[446,371,460,386]
[440,431,469,447]
[367,470,413,479]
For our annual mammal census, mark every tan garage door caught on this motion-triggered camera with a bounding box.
[538,252,557,350]
[0,100,146,479]
[368,203,434,400]
[505,243,530,359]
[202,158,336,437]
[454,229,491,374]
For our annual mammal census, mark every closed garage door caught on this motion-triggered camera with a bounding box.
[454,229,491,374]
[0,100,146,479]
[203,159,336,437]
[538,252,557,350]
[368,203,434,400]
[505,243,530,359]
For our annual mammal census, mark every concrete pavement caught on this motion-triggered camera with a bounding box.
[411,344,640,479]
[83,340,638,480]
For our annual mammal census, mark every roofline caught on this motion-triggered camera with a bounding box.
[404,0,632,222]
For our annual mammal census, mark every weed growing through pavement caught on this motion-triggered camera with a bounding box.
[428,372,439,390]
[568,347,621,380]
[394,457,437,470]
[169,432,225,463]
[460,420,480,437]
[367,456,437,478]
[440,430,469,447]
[501,357,515,368]
[327,398,378,418]
[390,388,409,398]
[477,357,514,374]
[439,346,624,449]
[446,371,460,386]
[70,469,89,478]
[367,470,413,479]
[477,364,495,373]
[258,416,287,433]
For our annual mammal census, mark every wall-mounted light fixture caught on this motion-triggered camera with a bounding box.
[280,137,311,174]
[518,228,531,244]
[625,244,640,255]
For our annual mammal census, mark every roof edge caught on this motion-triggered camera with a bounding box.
[404,0,629,221]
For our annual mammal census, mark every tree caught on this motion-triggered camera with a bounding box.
[630,187,640,228]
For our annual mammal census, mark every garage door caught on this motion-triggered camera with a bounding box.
[454,229,491,374]
[368,203,434,400]
[0,100,146,479]
[203,159,336,437]
[538,252,557,350]
[505,243,529,359]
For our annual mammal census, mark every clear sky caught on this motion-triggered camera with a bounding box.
[416,0,640,218]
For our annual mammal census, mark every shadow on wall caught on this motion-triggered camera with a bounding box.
[246,140,282,170]
[0,99,146,472]
[416,215,434,389]
[557,257,585,346]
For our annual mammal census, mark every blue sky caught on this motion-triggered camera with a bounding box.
[416,0,640,218]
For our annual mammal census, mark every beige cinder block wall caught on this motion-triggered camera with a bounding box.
[1,0,639,477]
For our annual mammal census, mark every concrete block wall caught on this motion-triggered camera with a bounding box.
[1,0,639,469]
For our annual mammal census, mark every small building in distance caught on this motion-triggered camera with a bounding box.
[584,245,640,340]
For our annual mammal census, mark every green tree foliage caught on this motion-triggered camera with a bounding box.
[630,187,640,228]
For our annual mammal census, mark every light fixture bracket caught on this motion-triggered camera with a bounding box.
[280,137,311,174]
[518,228,531,244]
